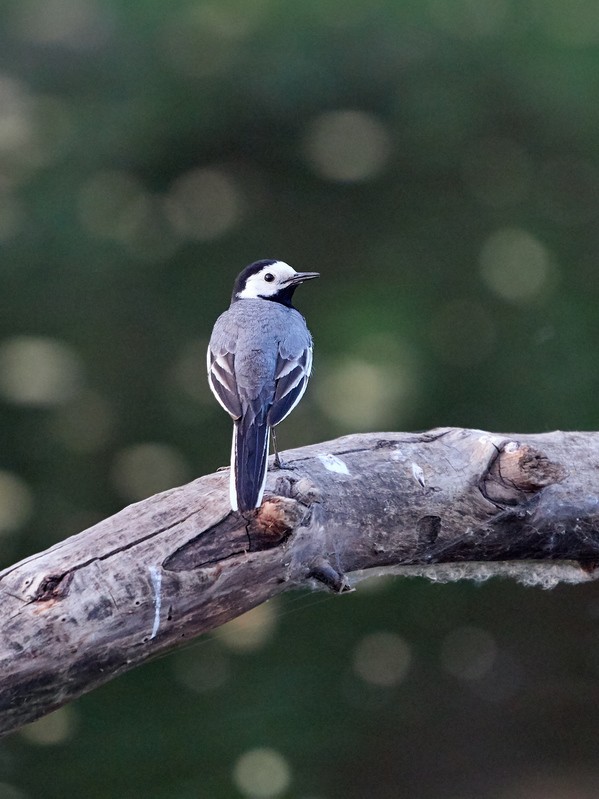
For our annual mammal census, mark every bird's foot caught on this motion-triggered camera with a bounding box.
[271,455,298,471]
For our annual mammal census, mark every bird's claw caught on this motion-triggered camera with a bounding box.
[271,456,299,471]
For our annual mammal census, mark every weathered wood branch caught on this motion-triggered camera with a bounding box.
[2,428,599,736]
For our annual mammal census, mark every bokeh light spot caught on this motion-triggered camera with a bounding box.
[8,0,112,50]
[0,77,31,155]
[174,645,231,694]
[303,110,391,183]
[165,168,243,240]
[0,471,33,534]
[161,2,266,79]
[479,227,554,303]
[315,358,409,430]
[0,76,37,183]
[233,748,291,799]
[19,706,77,745]
[440,626,497,680]
[0,76,72,184]
[111,443,189,501]
[353,631,411,687]
[217,601,278,653]
[79,171,179,261]
[0,336,83,407]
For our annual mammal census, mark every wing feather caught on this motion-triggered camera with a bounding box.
[207,346,242,419]
[268,345,312,427]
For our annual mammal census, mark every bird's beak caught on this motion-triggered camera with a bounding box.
[284,271,320,286]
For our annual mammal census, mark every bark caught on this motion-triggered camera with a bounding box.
[1,427,599,737]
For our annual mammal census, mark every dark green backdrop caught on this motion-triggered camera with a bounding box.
[2,1,599,797]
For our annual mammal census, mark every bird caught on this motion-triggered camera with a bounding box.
[207,259,319,513]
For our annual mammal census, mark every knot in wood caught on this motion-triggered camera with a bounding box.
[484,441,566,504]
[248,497,308,550]
[32,572,73,603]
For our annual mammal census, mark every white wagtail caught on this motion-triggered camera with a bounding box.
[207,259,319,513]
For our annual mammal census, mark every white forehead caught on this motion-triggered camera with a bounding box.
[237,261,297,299]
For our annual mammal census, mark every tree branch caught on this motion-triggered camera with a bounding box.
[2,428,599,736]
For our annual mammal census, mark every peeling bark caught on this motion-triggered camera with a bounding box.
[1,428,599,736]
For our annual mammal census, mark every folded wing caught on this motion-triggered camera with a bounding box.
[269,345,313,427]
[207,346,242,420]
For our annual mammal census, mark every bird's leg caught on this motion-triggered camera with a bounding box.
[271,428,298,471]
[271,427,282,469]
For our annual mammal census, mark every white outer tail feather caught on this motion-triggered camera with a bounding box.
[229,421,270,512]
[229,425,238,511]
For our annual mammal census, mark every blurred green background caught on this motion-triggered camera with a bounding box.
[2,0,599,797]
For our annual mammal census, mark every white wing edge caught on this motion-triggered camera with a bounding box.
[207,344,238,418]
[273,345,313,426]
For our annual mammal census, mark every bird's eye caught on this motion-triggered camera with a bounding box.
[264,273,275,282]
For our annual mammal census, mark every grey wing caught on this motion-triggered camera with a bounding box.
[268,342,313,428]
[207,339,242,420]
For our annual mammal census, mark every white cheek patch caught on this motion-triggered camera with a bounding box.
[237,278,270,299]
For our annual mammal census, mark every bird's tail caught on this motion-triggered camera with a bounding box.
[230,411,270,513]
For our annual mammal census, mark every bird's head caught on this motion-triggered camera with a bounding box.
[232,260,319,307]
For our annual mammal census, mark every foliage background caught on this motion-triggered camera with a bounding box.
[2,0,599,797]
